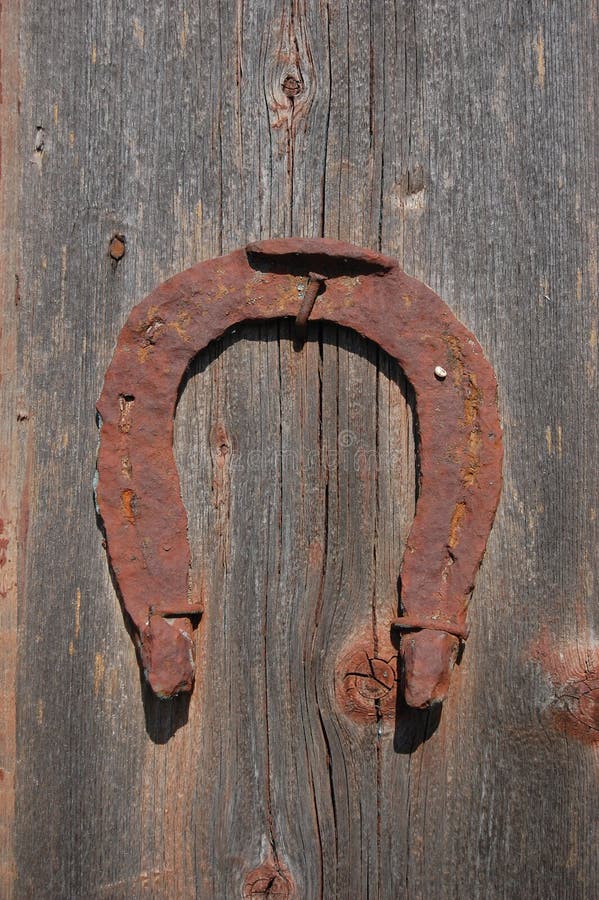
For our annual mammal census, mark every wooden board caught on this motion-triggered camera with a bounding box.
[2,0,597,896]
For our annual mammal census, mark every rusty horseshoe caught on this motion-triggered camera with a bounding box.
[96,238,502,707]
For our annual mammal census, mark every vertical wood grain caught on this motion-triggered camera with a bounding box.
[0,3,22,896]
[12,1,599,898]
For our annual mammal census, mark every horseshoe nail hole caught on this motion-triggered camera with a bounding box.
[158,611,202,625]
[109,234,126,262]
[35,126,45,154]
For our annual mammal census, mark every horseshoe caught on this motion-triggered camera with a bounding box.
[95,238,502,707]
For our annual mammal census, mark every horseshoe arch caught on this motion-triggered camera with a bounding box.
[96,238,502,708]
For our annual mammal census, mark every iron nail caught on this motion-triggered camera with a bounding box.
[295,272,326,345]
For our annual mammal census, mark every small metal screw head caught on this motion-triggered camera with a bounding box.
[434,365,447,380]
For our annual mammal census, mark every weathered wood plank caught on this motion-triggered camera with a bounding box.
[0,3,23,896]
[11,0,599,897]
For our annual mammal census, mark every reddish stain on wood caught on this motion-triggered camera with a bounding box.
[0,517,8,568]
[530,631,599,745]
[336,634,398,725]
[243,860,294,898]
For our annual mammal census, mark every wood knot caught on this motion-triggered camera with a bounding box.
[553,676,599,743]
[530,633,599,745]
[336,634,397,725]
[243,860,294,898]
[281,74,302,97]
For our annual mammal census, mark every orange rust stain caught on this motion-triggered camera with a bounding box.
[137,344,151,363]
[143,304,161,326]
[444,333,463,383]
[121,489,137,524]
[464,373,481,426]
[462,430,482,486]
[448,502,467,549]
[167,311,191,342]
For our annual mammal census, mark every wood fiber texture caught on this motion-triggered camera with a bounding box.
[1,1,597,898]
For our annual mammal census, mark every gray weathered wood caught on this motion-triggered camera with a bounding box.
[0,2,22,894]
[4,0,598,897]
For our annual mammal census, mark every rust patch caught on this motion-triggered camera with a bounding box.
[97,238,502,704]
[139,615,195,699]
[399,630,460,708]
[462,430,483,486]
[448,501,467,549]
[121,489,137,524]
[464,372,481,427]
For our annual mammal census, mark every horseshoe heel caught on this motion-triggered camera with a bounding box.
[96,238,502,705]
